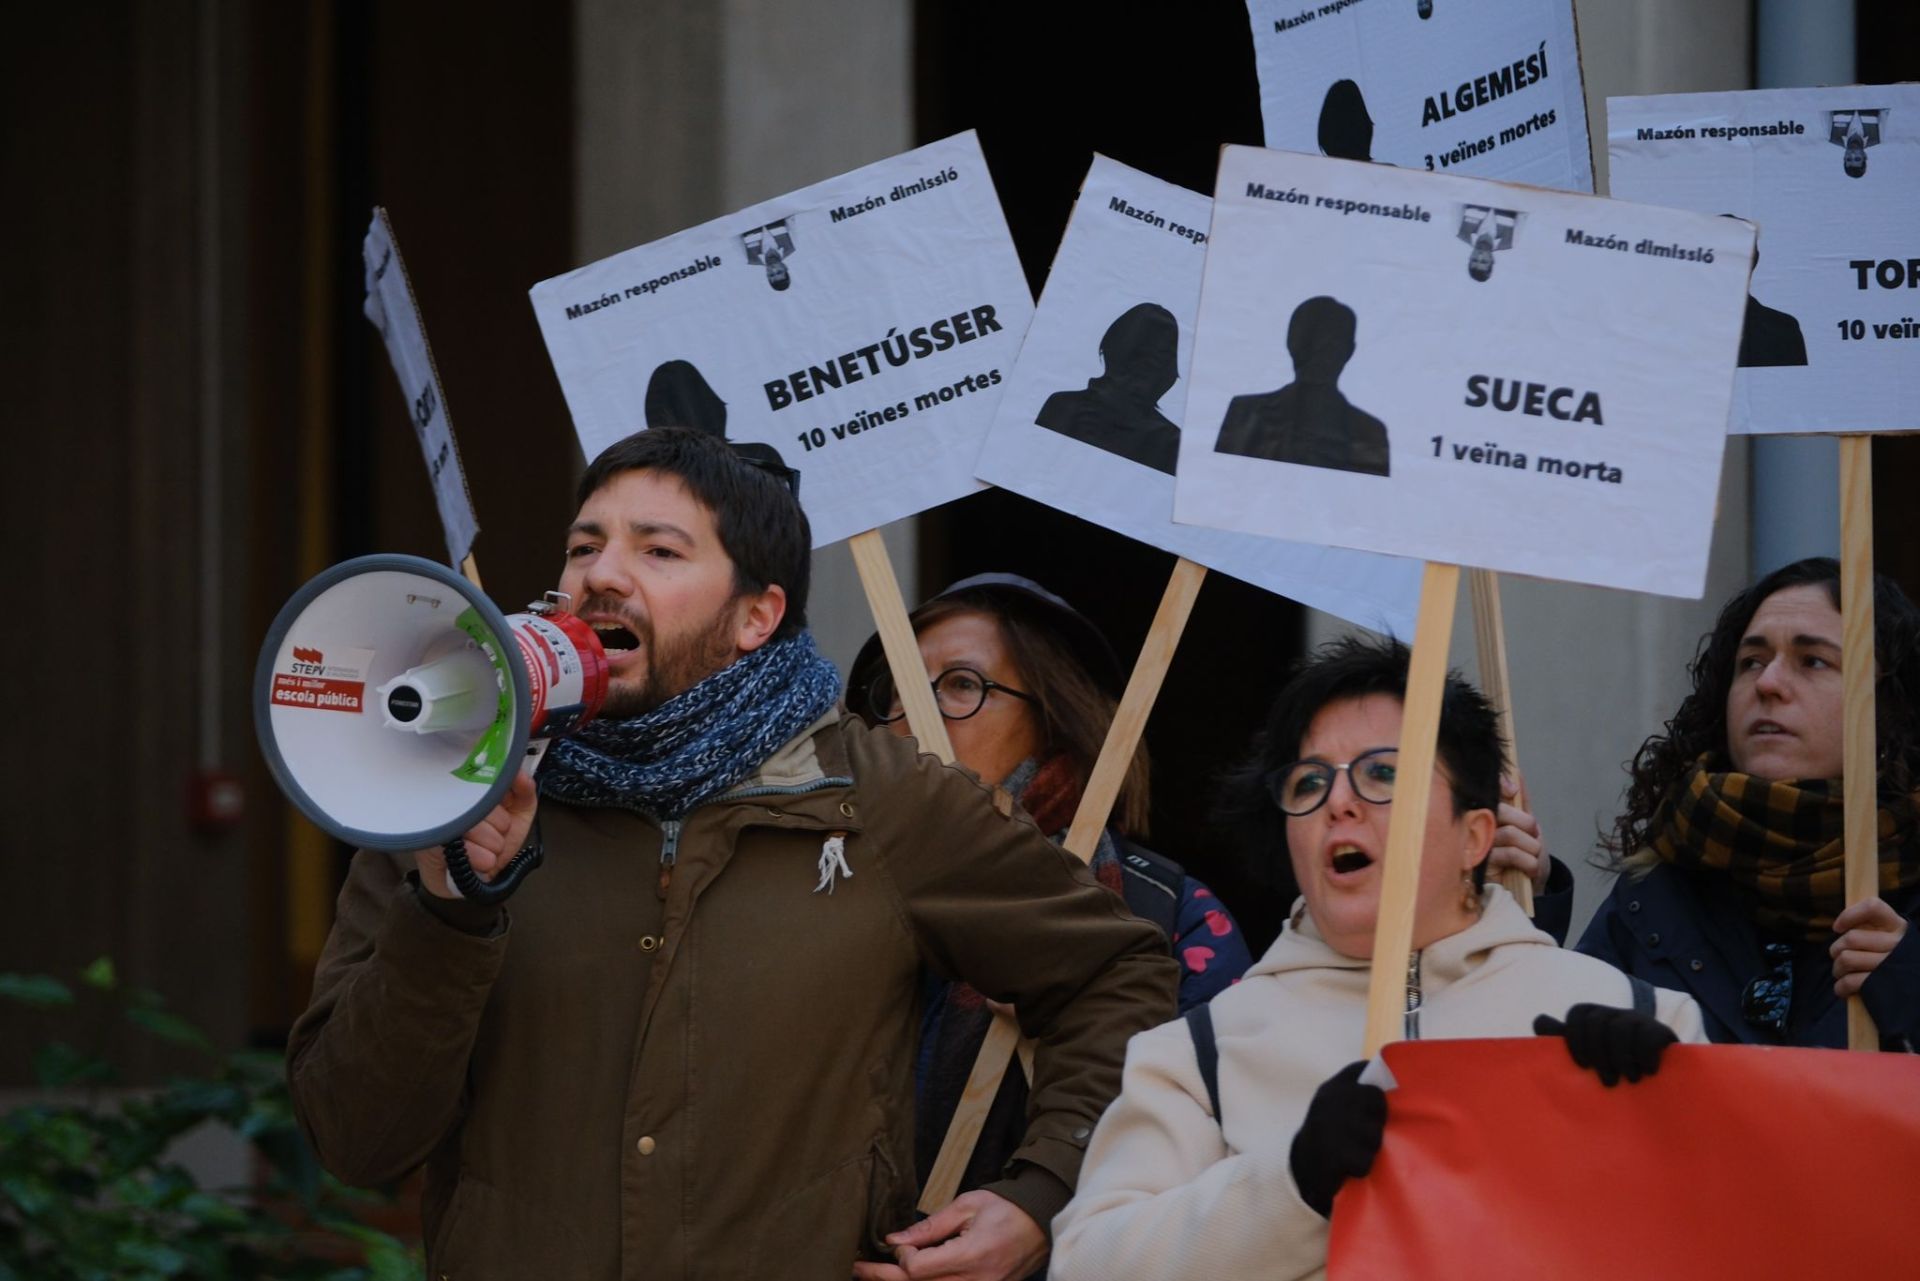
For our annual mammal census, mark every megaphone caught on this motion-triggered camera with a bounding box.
[254,554,607,901]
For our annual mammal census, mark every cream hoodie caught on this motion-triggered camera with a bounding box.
[1050,885,1706,1281]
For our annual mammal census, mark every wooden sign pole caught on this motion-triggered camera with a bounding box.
[1062,558,1209,857]
[1363,562,1460,1058]
[1839,435,1879,1053]
[1468,569,1534,915]
[848,529,956,764]
[917,556,1209,1212]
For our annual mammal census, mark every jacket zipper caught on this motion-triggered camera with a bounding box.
[1403,949,1424,1041]
[652,776,855,892]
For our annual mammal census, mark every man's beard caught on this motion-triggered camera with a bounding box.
[590,596,742,720]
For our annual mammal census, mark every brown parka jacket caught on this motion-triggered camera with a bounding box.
[287,712,1177,1280]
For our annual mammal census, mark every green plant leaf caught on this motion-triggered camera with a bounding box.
[124,1008,214,1054]
[178,1190,250,1230]
[0,1172,59,1217]
[110,1240,189,1276]
[157,1077,245,1119]
[365,1238,423,1281]
[78,957,117,991]
[33,1040,114,1089]
[32,1115,97,1168]
[0,974,73,1008]
[253,1127,321,1205]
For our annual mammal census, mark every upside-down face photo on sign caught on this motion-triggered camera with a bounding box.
[1609,85,1920,435]
[1245,0,1592,192]
[530,131,1033,548]
[976,156,1419,634]
[1175,148,1755,599]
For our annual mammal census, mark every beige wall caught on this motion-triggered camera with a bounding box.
[573,0,916,672]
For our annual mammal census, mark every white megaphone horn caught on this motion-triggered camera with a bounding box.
[253,554,608,902]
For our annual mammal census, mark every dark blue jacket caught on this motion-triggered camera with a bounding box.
[1561,864,1920,1050]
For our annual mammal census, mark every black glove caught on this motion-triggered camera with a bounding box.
[1533,1003,1678,1087]
[1288,1060,1387,1219]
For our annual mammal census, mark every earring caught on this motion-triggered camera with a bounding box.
[1461,869,1481,914]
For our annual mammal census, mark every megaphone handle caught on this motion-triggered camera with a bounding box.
[443,744,549,903]
[443,816,544,905]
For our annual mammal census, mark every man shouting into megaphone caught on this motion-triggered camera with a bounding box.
[286,427,1176,1281]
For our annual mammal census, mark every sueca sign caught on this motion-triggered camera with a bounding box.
[1174,146,1754,598]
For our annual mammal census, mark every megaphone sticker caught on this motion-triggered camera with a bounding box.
[269,645,375,714]
[449,607,514,786]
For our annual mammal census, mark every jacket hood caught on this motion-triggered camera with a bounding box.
[731,708,847,793]
[1248,884,1554,984]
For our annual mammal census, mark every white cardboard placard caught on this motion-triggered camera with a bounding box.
[1174,147,1754,599]
[1609,85,1920,436]
[1246,0,1592,192]
[530,132,1033,548]
[976,156,1419,635]
[363,209,480,566]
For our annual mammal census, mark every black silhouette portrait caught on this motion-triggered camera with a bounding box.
[1034,302,1182,475]
[1721,219,1806,367]
[729,441,801,498]
[1739,295,1809,366]
[645,360,728,436]
[1828,109,1883,179]
[1457,206,1518,282]
[1319,80,1374,163]
[742,219,796,290]
[1214,296,1390,477]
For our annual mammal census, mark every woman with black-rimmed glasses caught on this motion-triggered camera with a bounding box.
[1050,636,1706,1281]
[848,573,1253,1235]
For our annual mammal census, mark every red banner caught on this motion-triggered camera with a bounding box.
[1329,1038,1920,1279]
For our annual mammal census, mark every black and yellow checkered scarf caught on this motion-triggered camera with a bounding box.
[1648,756,1920,940]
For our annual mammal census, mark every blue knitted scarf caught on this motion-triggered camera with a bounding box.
[539,631,842,820]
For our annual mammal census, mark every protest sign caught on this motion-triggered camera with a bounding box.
[1609,86,1920,437]
[1330,1038,1920,1278]
[977,156,1420,635]
[529,132,1033,550]
[933,160,1419,1201]
[1611,85,1920,1046]
[1174,146,1754,599]
[1246,0,1592,192]
[363,208,480,572]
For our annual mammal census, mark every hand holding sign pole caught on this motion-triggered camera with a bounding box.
[1178,147,1753,1066]
[929,156,1427,1208]
[1609,84,1920,1051]
[920,556,1210,1213]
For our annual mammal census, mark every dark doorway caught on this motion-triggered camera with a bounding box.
[914,5,1303,950]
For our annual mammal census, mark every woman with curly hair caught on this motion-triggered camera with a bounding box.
[1575,556,1920,1049]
